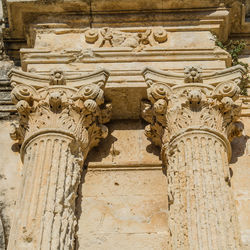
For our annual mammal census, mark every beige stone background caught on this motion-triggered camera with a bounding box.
[0,0,250,249]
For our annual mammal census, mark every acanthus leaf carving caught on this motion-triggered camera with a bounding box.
[7,69,111,250]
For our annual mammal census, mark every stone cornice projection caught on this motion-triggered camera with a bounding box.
[141,65,245,249]
[3,0,249,60]
[3,0,245,39]
[7,69,111,250]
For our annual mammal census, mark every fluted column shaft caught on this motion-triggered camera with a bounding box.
[165,130,240,250]
[8,133,83,249]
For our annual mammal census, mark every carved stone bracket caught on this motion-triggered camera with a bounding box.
[7,69,111,250]
[141,65,245,250]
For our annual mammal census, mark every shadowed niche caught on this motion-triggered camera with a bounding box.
[74,167,87,250]
[230,134,250,164]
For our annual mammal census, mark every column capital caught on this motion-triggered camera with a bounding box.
[141,65,246,155]
[9,69,111,160]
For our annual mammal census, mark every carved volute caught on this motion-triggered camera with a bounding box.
[141,65,245,250]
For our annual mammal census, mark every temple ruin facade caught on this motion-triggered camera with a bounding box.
[0,0,250,249]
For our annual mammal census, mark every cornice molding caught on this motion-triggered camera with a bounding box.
[3,2,232,43]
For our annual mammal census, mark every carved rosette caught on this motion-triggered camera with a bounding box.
[141,66,245,250]
[8,69,111,250]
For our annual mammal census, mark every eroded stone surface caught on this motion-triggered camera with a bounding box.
[0,0,250,249]
[77,170,169,250]
[7,69,112,250]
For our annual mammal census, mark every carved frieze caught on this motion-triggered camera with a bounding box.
[84,27,168,51]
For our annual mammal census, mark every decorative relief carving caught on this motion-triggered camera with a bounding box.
[84,27,168,51]
[184,66,203,83]
[50,69,66,85]
[85,29,99,44]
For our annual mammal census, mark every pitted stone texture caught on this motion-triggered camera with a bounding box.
[141,66,245,249]
[231,117,250,249]
[7,69,111,250]
[77,170,169,250]
[0,120,21,249]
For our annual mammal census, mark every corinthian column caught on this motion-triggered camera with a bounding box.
[141,65,245,250]
[7,69,111,250]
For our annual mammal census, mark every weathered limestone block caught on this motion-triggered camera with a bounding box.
[78,169,169,250]
[141,65,246,249]
[7,69,111,249]
[230,116,250,248]
[76,120,168,249]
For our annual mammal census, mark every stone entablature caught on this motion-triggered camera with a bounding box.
[18,27,231,120]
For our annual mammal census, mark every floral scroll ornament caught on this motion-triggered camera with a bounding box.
[141,65,245,149]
